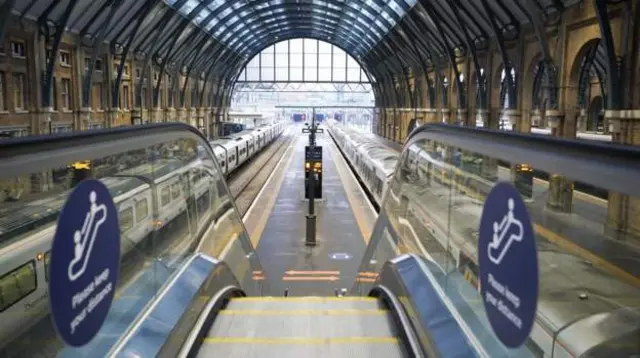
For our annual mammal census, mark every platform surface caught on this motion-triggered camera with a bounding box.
[244,129,376,296]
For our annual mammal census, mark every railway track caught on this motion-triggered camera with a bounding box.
[228,128,295,216]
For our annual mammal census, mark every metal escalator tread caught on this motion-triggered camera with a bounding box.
[197,297,409,358]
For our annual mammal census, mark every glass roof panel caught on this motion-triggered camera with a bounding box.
[163,0,418,58]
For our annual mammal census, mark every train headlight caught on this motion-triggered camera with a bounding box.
[37,253,44,261]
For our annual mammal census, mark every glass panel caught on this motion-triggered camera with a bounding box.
[318,41,332,53]
[333,67,346,82]
[347,68,360,82]
[0,126,264,356]
[304,53,317,68]
[318,67,331,82]
[275,40,288,53]
[289,38,303,53]
[246,67,259,81]
[261,67,274,82]
[318,53,332,68]
[290,68,302,81]
[290,53,303,68]
[275,53,288,68]
[261,53,274,67]
[275,67,289,82]
[304,38,318,53]
[356,134,640,357]
[304,67,317,82]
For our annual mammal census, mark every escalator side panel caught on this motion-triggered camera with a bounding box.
[108,255,240,358]
[375,255,483,357]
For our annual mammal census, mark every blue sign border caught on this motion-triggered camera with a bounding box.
[49,179,121,347]
[478,181,538,348]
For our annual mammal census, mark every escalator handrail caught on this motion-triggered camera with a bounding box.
[0,123,217,179]
[0,123,209,157]
[404,123,640,196]
[174,285,246,358]
[370,285,426,358]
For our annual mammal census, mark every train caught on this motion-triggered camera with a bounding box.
[0,121,285,350]
[209,122,286,175]
[328,122,640,358]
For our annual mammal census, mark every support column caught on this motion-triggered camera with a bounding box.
[530,109,542,129]
[79,107,91,131]
[545,109,573,213]
[423,108,438,123]
[106,108,120,128]
[131,108,142,125]
[502,109,521,131]
[441,109,450,124]
[151,107,163,123]
[576,109,587,132]
[38,107,55,135]
[476,109,489,128]
[166,107,176,122]
[457,109,470,127]
[177,107,186,123]
[197,107,206,134]
[385,108,392,141]
[605,110,640,241]
[480,108,499,182]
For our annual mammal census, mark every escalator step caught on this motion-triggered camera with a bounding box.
[197,337,404,358]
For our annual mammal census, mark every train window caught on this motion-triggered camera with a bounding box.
[0,260,37,312]
[171,182,181,199]
[135,199,149,222]
[161,187,170,207]
[44,251,51,282]
[119,207,134,232]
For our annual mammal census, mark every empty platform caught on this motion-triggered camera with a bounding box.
[243,127,377,296]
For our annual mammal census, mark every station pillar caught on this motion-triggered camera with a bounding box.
[151,107,163,123]
[605,110,640,241]
[457,109,470,127]
[475,109,489,128]
[545,109,574,213]
[441,109,450,124]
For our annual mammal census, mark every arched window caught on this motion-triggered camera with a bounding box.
[237,39,371,84]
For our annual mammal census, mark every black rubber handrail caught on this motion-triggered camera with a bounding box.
[405,123,640,197]
[370,285,426,358]
[0,123,211,159]
[175,285,246,358]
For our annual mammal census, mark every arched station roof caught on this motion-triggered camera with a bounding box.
[9,0,588,105]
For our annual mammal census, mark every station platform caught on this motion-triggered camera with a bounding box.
[243,127,377,296]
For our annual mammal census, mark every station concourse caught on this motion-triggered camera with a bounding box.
[0,1,640,357]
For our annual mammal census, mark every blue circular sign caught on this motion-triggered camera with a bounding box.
[478,181,538,348]
[49,179,120,346]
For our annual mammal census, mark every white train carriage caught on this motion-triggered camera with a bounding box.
[233,134,254,165]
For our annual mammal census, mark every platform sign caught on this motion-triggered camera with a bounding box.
[478,181,538,348]
[49,179,120,346]
[305,145,322,162]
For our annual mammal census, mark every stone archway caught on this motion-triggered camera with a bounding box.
[566,38,606,134]
[587,95,604,132]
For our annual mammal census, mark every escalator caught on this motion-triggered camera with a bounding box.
[187,295,417,358]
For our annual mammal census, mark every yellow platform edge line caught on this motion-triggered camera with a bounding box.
[204,337,399,345]
[326,137,373,243]
[232,296,378,301]
[219,309,388,316]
